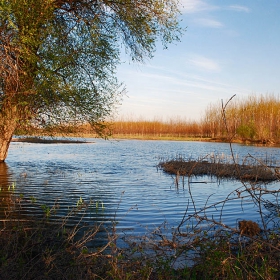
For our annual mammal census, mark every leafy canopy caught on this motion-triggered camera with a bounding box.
[0,0,182,135]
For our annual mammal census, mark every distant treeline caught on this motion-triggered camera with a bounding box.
[16,94,280,144]
[112,118,201,138]
[112,94,280,144]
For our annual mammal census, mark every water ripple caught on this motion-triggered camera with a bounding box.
[1,139,280,238]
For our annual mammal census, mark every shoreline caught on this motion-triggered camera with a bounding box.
[11,137,91,144]
[11,134,280,147]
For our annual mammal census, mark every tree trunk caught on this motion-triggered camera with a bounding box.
[0,134,14,162]
[0,106,18,162]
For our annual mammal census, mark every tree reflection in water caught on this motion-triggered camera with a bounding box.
[0,162,14,220]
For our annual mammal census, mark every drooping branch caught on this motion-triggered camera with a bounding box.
[0,0,182,161]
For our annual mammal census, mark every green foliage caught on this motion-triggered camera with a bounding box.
[0,0,182,139]
[236,122,256,139]
[41,204,51,218]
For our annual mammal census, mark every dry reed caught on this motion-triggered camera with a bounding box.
[158,156,279,182]
[14,93,280,144]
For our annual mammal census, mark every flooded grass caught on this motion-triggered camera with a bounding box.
[158,157,280,182]
[1,185,280,279]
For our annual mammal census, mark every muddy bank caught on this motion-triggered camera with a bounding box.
[12,137,91,144]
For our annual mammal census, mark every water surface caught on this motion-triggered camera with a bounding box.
[2,139,280,244]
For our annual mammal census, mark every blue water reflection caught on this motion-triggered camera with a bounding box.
[3,139,280,239]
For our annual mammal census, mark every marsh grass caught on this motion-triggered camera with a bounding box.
[110,94,280,144]
[0,196,113,279]
[14,93,280,145]
[203,93,280,144]
[158,154,279,182]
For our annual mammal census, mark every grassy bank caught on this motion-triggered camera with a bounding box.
[109,133,211,142]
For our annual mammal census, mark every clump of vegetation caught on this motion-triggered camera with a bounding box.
[0,195,110,279]
[238,220,261,236]
[203,93,280,144]
[158,155,279,182]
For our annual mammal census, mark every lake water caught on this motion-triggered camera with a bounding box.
[1,139,280,246]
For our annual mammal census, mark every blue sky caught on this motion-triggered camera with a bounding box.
[116,0,280,121]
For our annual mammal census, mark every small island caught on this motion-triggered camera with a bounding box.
[159,158,279,182]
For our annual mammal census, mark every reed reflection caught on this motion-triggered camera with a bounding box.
[0,162,15,219]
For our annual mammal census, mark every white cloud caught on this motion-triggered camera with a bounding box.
[194,18,223,28]
[179,0,217,13]
[189,55,221,72]
[228,5,250,13]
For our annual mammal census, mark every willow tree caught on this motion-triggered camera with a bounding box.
[0,0,182,162]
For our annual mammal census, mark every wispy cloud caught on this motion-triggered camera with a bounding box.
[179,0,217,13]
[228,5,250,13]
[189,55,221,72]
[194,18,223,28]
[117,63,252,120]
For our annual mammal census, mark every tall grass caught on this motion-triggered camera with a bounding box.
[112,117,203,139]
[203,93,280,143]
[112,94,280,144]
[15,93,280,144]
